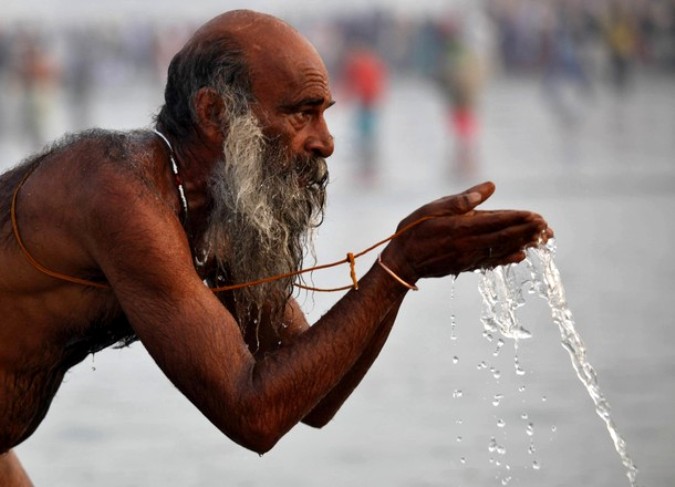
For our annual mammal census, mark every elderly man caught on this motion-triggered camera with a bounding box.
[0,10,550,485]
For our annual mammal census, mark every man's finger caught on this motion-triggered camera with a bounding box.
[461,181,495,211]
[443,181,496,214]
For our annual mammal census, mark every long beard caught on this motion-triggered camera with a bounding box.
[205,110,328,337]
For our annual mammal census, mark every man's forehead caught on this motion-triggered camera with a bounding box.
[234,19,329,104]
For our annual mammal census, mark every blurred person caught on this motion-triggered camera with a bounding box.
[0,26,11,136]
[0,10,551,485]
[435,15,489,180]
[604,0,639,92]
[11,29,59,150]
[341,44,387,183]
[63,27,97,131]
[541,1,593,129]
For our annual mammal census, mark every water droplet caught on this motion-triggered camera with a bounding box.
[541,395,547,402]
[521,413,529,420]
[551,425,557,433]
[456,436,463,443]
[528,444,536,455]
[493,338,505,357]
[492,394,504,407]
[501,476,512,486]
[518,385,526,393]
[526,423,534,436]
[452,356,459,364]
[497,418,506,428]
[532,461,541,470]
[460,457,466,464]
[496,445,506,455]
[514,355,526,375]
[488,437,498,453]
[456,419,463,425]
[452,389,463,399]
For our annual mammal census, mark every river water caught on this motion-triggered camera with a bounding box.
[4,71,675,486]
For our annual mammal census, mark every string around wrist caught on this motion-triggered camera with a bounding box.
[376,253,419,291]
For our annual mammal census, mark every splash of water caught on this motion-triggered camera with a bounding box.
[479,240,639,486]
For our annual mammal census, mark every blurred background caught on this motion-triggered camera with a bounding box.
[2,0,674,486]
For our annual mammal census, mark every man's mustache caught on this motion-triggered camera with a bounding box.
[293,155,329,191]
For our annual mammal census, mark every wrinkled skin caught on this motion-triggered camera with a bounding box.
[0,10,550,485]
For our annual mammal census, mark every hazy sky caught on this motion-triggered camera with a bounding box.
[3,0,469,23]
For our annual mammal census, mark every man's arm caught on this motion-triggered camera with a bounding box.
[86,170,412,453]
[301,299,403,427]
[87,176,547,454]
[276,297,404,428]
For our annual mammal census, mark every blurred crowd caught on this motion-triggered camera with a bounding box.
[0,0,673,161]
[0,20,196,149]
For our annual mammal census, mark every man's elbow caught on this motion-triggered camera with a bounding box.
[235,427,282,455]
[229,410,295,454]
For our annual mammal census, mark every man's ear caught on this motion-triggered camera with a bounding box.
[194,87,227,143]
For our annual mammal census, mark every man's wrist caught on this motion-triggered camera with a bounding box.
[376,253,419,291]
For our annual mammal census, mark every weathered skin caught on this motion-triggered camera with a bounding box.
[0,10,550,485]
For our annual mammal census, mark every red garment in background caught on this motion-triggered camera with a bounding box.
[344,49,386,107]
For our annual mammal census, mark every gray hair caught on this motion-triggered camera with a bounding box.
[155,35,252,138]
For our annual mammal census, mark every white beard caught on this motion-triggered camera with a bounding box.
[204,108,328,334]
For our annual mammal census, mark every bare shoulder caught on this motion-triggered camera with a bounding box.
[69,130,192,278]
[1,128,165,217]
[0,129,180,291]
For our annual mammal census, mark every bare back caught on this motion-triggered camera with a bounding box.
[0,130,171,451]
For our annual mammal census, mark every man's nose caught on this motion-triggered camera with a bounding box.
[304,119,334,158]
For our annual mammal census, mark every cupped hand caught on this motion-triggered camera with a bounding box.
[380,182,551,284]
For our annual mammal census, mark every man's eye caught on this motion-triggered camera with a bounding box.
[291,111,312,125]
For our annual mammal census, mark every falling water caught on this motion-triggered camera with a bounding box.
[478,240,639,486]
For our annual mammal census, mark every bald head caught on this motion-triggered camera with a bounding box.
[192,9,296,44]
[196,10,321,59]
[156,10,326,140]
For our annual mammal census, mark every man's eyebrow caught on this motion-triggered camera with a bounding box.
[284,97,336,110]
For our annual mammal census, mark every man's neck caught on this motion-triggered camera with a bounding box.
[165,128,222,205]
[155,127,223,246]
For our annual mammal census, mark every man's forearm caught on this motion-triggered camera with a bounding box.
[231,264,409,452]
[301,298,404,427]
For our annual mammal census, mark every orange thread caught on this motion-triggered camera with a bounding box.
[347,252,358,290]
[11,167,111,290]
[209,215,435,293]
[11,165,435,293]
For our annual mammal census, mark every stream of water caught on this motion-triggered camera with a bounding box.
[478,240,639,486]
